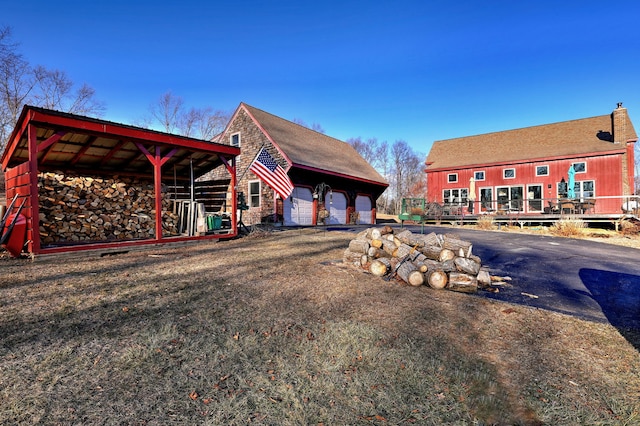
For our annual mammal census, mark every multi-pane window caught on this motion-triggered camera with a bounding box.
[474,171,485,181]
[575,180,595,198]
[249,180,260,207]
[443,188,468,204]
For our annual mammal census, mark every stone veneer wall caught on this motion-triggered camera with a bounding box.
[204,108,287,225]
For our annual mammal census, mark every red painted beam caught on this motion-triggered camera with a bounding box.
[37,131,67,153]
[100,139,127,166]
[29,109,240,155]
[70,136,97,165]
[28,124,41,254]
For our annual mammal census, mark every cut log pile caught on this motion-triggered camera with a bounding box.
[343,226,507,293]
[38,172,179,245]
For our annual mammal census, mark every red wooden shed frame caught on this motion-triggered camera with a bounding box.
[1,106,240,256]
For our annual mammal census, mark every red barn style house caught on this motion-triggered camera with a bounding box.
[425,103,637,216]
[209,103,388,226]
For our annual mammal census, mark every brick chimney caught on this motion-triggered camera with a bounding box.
[612,102,627,144]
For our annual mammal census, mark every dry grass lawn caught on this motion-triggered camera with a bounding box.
[1,228,639,425]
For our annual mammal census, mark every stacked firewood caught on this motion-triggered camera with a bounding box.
[343,226,502,293]
[38,172,179,245]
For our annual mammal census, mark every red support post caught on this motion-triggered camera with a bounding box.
[154,146,163,241]
[28,124,41,254]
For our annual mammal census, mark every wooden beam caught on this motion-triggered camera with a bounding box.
[100,139,127,166]
[70,136,97,165]
[37,131,66,152]
[28,124,41,254]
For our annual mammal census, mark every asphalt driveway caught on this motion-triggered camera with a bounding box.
[329,224,640,331]
[400,225,640,331]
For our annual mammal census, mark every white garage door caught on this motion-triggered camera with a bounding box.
[327,192,347,224]
[355,195,373,224]
[283,187,314,226]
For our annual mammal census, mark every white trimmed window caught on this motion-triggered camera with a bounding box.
[503,168,516,179]
[249,180,260,208]
[447,173,458,183]
[572,162,586,173]
[474,171,485,181]
[443,188,468,204]
[535,165,549,176]
[231,132,241,147]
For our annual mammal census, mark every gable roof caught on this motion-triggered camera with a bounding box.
[2,105,239,181]
[240,103,387,186]
[426,110,638,170]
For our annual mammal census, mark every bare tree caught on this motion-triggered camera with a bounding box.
[149,91,184,134]
[1,26,105,150]
[146,91,231,140]
[0,27,33,148]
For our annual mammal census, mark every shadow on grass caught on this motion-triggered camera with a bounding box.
[579,268,640,351]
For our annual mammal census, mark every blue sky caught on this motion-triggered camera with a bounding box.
[3,0,640,156]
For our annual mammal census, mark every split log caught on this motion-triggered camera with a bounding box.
[393,243,420,259]
[396,261,424,286]
[427,269,448,289]
[421,245,443,260]
[394,229,415,245]
[438,248,456,262]
[381,238,398,256]
[342,249,364,267]
[396,230,441,249]
[370,257,392,277]
[439,259,457,272]
[348,239,370,254]
[370,238,383,248]
[380,225,394,235]
[454,257,481,275]
[442,235,473,258]
[447,272,478,293]
[415,257,439,273]
[476,270,492,288]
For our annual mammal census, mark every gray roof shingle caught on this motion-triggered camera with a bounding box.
[427,111,637,170]
[243,104,387,185]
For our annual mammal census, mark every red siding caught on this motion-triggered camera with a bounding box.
[426,153,626,214]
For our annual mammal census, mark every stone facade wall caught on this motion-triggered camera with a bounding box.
[206,108,289,225]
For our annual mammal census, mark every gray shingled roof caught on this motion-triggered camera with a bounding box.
[427,112,637,170]
[243,104,387,185]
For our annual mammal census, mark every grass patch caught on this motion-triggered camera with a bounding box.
[476,215,495,230]
[1,229,639,424]
[549,216,586,237]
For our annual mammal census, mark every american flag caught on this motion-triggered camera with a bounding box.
[249,147,294,199]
